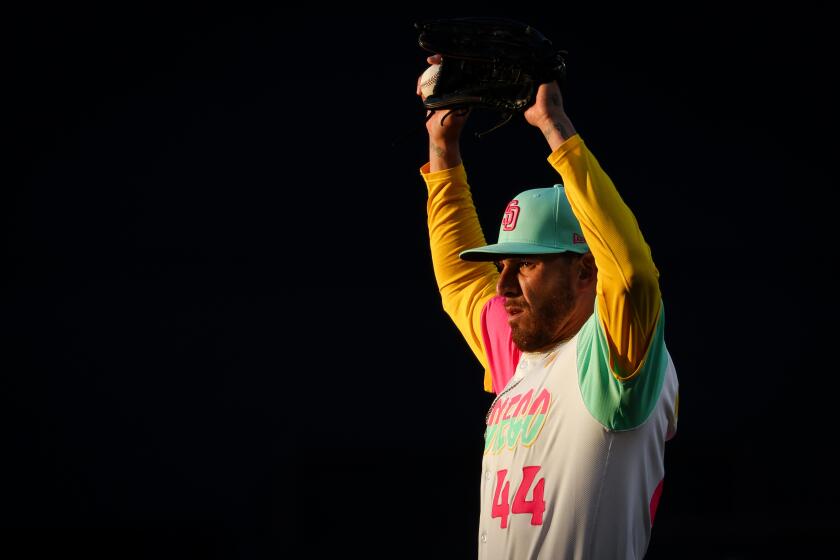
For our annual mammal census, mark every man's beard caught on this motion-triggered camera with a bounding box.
[510,289,576,352]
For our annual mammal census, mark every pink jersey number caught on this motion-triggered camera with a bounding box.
[492,466,546,528]
[511,465,546,525]
[491,469,511,528]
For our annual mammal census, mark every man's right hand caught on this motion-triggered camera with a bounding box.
[419,54,469,172]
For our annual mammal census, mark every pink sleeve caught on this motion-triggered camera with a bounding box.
[480,296,521,394]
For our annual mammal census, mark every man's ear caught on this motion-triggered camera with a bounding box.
[578,253,597,282]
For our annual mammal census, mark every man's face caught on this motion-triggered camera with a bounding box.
[494,254,583,352]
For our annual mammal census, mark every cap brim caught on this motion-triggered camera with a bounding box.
[459,242,587,262]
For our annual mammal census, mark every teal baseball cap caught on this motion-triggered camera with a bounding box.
[460,185,589,261]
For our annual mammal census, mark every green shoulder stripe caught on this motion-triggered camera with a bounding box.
[576,301,667,431]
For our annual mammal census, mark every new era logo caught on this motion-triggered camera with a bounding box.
[573,233,586,244]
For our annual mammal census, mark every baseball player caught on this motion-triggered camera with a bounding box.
[418,54,679,559]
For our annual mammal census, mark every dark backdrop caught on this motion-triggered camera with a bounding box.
[6,6,838,559]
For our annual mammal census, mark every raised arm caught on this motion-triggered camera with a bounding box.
[524,82,662,379]
[419,56,499,389]
[420,55,466,172]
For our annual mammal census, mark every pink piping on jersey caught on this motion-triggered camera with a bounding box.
[481,296,522,394]
[650,478,664,525]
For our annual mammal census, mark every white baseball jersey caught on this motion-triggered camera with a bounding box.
[479,298,678,559]
[422,134,680,559]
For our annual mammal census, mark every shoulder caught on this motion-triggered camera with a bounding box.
[576,301,671,431]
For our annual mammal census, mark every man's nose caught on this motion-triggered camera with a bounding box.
[496,265,520,297]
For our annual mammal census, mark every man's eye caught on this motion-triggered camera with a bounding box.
[519,261,533,269]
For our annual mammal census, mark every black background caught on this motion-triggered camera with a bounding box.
[6,5,839,559]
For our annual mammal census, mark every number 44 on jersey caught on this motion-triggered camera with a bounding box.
[492,466,546,528]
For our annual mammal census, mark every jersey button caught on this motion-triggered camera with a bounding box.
[480,531,488,543]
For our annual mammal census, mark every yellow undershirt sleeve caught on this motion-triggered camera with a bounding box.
[421,162,498,390]
[548,136,661,379]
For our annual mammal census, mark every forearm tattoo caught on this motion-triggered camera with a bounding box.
[432,144,446,159]
[541,91,571,139]
[543,120,571,140]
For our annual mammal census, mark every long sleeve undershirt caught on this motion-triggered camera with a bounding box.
[422,135,661,392]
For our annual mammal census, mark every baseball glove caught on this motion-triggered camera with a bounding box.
[415,17,566,135]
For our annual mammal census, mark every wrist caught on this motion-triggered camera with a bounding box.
[429,139,462,172]
[537,115,576,151]
[429,132,462,147]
